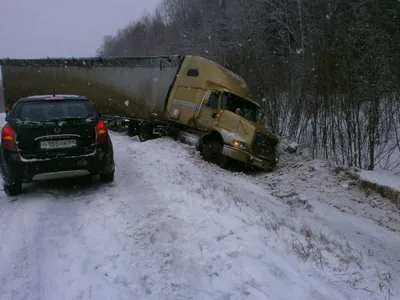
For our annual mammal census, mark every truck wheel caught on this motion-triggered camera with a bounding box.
[138,125,153,142]
[4,182,22,196]
[173,131,180,141]
[201,139,224,165]
[128,121,137,137]
[219,156,230,169]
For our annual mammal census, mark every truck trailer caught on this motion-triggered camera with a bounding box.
[0,55,279,171]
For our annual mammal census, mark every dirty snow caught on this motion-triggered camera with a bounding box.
[360,170,400,192]
[0,132,399,300]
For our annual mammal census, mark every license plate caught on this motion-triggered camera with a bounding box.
[40,139,77,150]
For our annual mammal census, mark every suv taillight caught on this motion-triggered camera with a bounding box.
[96,121,108,144]
[2,124,18,151]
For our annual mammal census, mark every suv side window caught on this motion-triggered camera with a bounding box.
[208,91,220,110]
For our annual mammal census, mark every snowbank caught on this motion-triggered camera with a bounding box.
[360,170,400,192]
[358,170,400,207]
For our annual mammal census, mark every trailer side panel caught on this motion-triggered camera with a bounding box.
[0,56,183,120]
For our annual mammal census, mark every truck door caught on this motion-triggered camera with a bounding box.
[197,90,221,130]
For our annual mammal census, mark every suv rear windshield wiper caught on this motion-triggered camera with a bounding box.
[45,117,92,122]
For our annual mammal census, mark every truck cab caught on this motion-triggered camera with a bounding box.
[165,56,279,170]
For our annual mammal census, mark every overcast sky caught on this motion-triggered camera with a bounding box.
[0,0,161,59]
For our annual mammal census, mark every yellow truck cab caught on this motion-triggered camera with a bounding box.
[165,56,279,170]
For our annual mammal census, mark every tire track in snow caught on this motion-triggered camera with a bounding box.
[0,197,50,300]
[0,133,174,300]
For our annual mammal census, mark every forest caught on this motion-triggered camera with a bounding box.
[97,0,400,171]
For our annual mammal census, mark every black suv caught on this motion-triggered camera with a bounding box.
[0,94,115,196]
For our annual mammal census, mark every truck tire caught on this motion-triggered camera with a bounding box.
[4,182,22,196]
[100,171,114,183]
[219,155,230,169]
[128,122,136,137]
[201,139,224,165]
[138,125,153,142]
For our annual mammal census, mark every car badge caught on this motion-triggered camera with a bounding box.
[54,127,61,134]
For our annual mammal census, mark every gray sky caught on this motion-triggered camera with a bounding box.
[0,0,161,59]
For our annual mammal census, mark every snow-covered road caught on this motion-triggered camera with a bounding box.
[0,132,399,300]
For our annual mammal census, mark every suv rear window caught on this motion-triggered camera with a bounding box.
[13,99,96,122]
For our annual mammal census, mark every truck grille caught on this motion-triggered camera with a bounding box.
[252,133,278,159]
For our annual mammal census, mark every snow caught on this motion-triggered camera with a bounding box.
[360,170,400,192]
[0,132,399,300]
[0,112,6,128]
[220,128,247,144]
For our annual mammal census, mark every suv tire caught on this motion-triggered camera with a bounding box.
[100,171,114,183]
[4,182,22,196]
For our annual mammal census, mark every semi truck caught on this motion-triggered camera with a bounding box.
[0,55,279,171]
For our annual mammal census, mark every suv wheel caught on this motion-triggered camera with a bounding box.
[100,171,114,183]
[4,182,22,196]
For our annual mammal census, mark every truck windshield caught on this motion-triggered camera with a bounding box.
[221,92,259,122]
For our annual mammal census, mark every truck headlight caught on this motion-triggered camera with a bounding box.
[233,140,247,150]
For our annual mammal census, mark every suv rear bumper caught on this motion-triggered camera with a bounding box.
[1,149,114,184]
[32,169,91,181]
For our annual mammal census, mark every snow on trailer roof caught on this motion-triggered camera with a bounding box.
[0,55,183,68]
